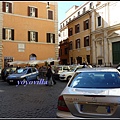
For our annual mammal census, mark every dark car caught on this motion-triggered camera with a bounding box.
[1,66,17,81]
[6,67,40,85]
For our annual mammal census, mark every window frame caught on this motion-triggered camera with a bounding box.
[84,36,89,47]
[28,31,38,42]
[48,10,53,20]
[76,39,80,49]
[2,28,14,40]
[46,33,55,43]
[84,19,89,30]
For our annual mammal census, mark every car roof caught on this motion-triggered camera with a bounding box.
[76,67,118,72]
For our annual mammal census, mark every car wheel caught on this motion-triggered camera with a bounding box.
[22,78,27,85]
[67,76,71,81]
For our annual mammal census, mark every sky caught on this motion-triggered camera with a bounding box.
[58,1,85,29]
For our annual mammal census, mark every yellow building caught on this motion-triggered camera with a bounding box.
[67,3,91,65]
[0,1,58,68]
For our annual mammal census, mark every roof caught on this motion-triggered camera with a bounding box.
[76,67,118,72]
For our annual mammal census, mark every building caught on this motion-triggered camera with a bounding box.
[91,1,120,66]
[0,1,58,68]
[59,1,92,65]
[59,1,120,66]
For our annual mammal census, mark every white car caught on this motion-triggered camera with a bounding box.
[59,65,87,81]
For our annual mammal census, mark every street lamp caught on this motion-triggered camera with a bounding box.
[46,2,50,9]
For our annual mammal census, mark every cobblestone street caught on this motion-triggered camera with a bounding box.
[0,79,67,118]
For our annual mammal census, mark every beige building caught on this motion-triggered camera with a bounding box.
[0,1,58,68]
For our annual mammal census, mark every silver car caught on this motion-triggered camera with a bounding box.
[56,67,120,118]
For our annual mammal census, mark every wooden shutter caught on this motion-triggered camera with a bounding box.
[48,10,53,20]
[47,33,50,43]
[28,31,30,41]
[2,2,6,12]
[35,32,38,42]
[84,21,86,30]
[2,28,5,39]
[11,29,14,40]
[9,3,12,13]
[28,7,30,16]
[53,34,55,43]
[35,8,38,17]
[84,37,86,47]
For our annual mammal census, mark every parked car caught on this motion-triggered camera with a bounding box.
[59,65,86,81]
[52,65,71,80]
[56,67,120,118]
[6,67,40,85]
[1,66,17,81]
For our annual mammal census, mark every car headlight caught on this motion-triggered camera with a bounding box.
[61,74,66,77]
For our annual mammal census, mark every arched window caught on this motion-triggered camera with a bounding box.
[29,54,37,60]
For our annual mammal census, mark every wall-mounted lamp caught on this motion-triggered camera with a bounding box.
[46,2,50,9]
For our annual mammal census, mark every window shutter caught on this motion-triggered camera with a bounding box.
[28,7,30,16]
[75,25,77,33]
[9,3,12,13]
[2,28,5,39]
[28,31,30,41]
[2,2,6,12]
[48,10,53,20]
[84,37,86,47]
[47,33,50,43]
[84,21,85,30]
[35,8,38,17]
[88,19,89,29]
[53,34,55,43]
[76,40,77,48]
[35,32,38,42]
[11,29,14,40]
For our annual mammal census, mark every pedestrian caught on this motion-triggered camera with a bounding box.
[46,64,56,86]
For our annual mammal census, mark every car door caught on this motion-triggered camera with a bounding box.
[31,67,39,80]
[26,68,33,81]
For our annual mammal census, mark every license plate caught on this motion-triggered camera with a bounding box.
[10,80,13,82]
[80,104,111,114]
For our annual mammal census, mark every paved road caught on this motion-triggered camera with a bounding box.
[0,79,68,118]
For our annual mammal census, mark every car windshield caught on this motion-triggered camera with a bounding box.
[69,71,120,88]
[69,66,77,72]
[16,68,27,74]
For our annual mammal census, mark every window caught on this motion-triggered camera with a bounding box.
[60,49,62,56]
[98,16,101,26]
[60,25,62,29]
[86,55,90,64]
[83,7,86,13]
[78,11,80,16]
[68,28,73,36]
[69,18,71,22]
[2,28,14,40]
[47,33,55,43]
[28,7,38,17]
[69,41,72,50]
[66,21,68,25]
[48,10,53,20]
[63,23,64,27]
[28,31,38,42]
[89,2,93,9]
[84,36,89,47]
[2,2,12,13]
[64,47,68,55]
[75,24,80,33]
[76,39,80,49]
[84,19,89,30]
